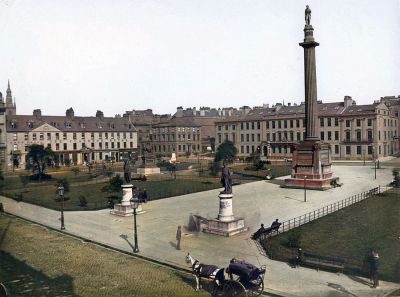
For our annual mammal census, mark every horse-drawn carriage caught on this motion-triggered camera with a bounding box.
[186,253,266,297]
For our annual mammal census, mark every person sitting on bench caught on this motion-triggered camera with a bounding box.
[271,219,281,229]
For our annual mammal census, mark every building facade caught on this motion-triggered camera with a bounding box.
[6,108,137,169]
[215,97,399,160]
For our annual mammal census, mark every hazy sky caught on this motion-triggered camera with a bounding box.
[0,0,399,117]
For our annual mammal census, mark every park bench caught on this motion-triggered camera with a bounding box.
[252,223,281,240]
[302,252,346,272]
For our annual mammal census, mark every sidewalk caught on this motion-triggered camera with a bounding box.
[1,165,399,297]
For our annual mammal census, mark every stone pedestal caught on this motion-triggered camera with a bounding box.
[111,184,145,216]
[203,193,248,237]
[283,141,338,190]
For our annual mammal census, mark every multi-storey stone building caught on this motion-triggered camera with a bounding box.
[150,106,247,157]
[5,107,137,169]
[215,96,399,160]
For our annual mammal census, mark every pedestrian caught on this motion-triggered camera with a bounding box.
[369,249,380,288]
[176,225,182,250]
[142,188,148,203]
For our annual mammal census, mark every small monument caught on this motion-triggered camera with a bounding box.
[283,6,339,190]
[204,165,248,236]
[111,161,145,216]
[136,148,160,176]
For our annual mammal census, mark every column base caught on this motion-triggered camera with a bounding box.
[110,204,146,216]
[203,218,248,237]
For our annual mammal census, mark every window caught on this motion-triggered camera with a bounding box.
[356,131,362,141]
[73,143,77,150]
[257,122,260,129]
[368,146,373,155]
[246,122,249,130]
[278,121,281,129]
[328,131,332,140]
[40,133,44,141]
[356,119,361,127]
[335,118,339,126]
[320,132,324,140]
[99,142,103,149]
[346,120,351,128]
[335,145,339,154]
[335,131,339,140]
[251,134,255,142]
[13,133,17,141]
[345,131,351,141]
[251,122,255,130]
[257,134,260,142]
[246,134,250,142]
[56,133,60,140]
[47,133,51,140]
[346,146,351,155]
[218,126,222,131]
[320,118,324,127]
[241,134,244,142]
[105,133,108,139]
[56,143,60,150]
[368,119,373,126]
[290,120,293,128]
[24,133,28,141]
[272,121,276,129]
[241,123,244,130]
[356,146,362,155]
[81,133,85,139]
[284,121,287,129]
[63,143,67,150]
[327,118,331,127]
[296,120,300,128]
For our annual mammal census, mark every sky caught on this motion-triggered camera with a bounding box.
[0,0,399,117]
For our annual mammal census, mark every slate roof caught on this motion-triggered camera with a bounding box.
[6,114,137,133]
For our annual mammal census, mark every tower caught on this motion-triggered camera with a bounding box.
[5,80,16,115]
[283,6,338,190]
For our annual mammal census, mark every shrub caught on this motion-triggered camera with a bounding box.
[78,195,88,207]
[102,174,124,192]
[392,168,400,187]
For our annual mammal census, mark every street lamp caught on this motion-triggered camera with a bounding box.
[303,176,307,202]
[57,185,66,230]
[130,197,140,253]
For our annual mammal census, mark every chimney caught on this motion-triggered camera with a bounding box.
[176,106,183,117]
[192,107,197,116]
[96,110,104,119]
[66,107,74,119]
[344,96,353,108]
[33,109,42,119]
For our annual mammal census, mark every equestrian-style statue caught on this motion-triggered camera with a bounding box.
[123,160,131,183]
[220,164,232,194]
[305,5,311,25]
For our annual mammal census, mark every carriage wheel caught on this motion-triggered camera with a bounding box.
[247,276,264,297]
[218,280,247,297]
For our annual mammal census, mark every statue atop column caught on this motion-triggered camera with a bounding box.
[220,164,232,194]
[305,5,311,25]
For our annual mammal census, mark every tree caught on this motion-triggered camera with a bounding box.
[392,168,400,187]
[26,144,54,181]
[10,150,20,172]
[214,140,237,164]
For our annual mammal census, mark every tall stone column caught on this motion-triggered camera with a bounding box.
[300,24,320,141]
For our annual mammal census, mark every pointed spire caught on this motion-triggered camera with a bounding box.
[6,80,12,103]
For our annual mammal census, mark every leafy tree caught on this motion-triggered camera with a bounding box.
[214,140,237,164]
[102,174,124,192]
[26,144,54,181]
[11,151,20,171]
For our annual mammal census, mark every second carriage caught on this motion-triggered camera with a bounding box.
[212,259,266,297]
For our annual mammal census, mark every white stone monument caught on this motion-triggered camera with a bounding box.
[204,193,248,236]
[111,184,145,216]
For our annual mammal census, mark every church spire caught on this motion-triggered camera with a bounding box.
[6,80,12,104]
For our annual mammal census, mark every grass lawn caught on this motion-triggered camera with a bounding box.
[2,174,221,211]
[0,213,210,297]
[261,188,400,283]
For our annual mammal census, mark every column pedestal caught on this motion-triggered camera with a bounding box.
[203,193,248,237]
[111,184,145,216]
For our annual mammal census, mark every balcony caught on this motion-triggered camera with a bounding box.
[341,138,373,144]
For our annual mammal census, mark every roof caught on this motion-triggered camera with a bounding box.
[215,101,379,124]
[6,114,137,133]
[153,116,218,128]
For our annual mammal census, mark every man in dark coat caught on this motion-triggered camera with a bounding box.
[369,249,380,288]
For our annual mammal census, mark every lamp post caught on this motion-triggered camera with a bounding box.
[57,185,65,230]
[304,176,307,202]
[130,197,140,253]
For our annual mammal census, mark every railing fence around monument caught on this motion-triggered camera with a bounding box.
[269,186,382,237]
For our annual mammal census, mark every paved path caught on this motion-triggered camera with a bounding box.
[1,165,399,297]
